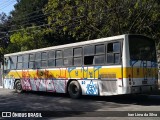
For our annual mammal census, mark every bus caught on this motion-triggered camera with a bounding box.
[2,34,158,98]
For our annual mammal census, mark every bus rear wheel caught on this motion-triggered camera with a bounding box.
[15,80,23,93]
[68,81,82,99]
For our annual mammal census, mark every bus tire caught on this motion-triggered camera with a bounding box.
[15,80,23,93]
[68,80,82,99]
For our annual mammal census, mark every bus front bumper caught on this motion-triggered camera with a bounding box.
[131,85,158,94]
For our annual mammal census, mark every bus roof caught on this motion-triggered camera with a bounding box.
[5,34,127,56]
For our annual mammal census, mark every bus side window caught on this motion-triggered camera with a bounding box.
[41,52,48,68]
[56,59,63,67]
[107,42,121,64]
[63,48,73,66]
[84,45,94,65]
[4,58,7,70]
[55,50,63,67]
[48,50,55,67]
[29,54,35,69]
[95,44,105,65]
[23,54,29,69]
[73,47,82,66]
[10,56,17,69]
[56,50,62,58]
[4,57,10,70]
[17,55,23,69]
[35,52,41,69]
[42,52,47,60]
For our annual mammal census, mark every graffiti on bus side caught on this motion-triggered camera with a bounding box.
[86,80,98,95]
[20,66,102,92]
[21,66,103,80]
[68,66,102,79]
[5,66,104,92]
[21,78,66,92]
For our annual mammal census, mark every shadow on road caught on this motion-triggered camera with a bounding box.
[81,89,160,106]
[0,89,160,119]
[20,90,160,106]
[0,90,102,119]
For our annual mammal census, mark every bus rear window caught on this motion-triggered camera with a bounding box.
[129,36,156,61]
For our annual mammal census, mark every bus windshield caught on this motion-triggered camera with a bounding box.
[129,36,156,61]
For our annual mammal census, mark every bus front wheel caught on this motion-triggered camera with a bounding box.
[68,81,82,99]
[15,80,23,93]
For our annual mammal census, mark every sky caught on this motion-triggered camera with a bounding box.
[0,0,17,15]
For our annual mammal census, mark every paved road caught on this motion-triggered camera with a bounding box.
[0,88,160,120]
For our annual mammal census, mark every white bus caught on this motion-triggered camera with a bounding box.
[2,34,158,98]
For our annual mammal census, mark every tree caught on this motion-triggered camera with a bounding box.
[10,0,48,29]
[43,0,160,42]
[10,26,53,51]
[43,0,108,41]
[3,0,160,54]
[7,0,52,52]
[0,12,11,57]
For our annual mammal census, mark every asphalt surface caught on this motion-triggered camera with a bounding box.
[0,88,160,120]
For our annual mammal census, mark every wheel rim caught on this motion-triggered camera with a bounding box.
[16,82,22,92]
[71,84,78,94]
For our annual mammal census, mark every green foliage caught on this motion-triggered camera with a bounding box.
[0,0,160,55]
[10,0,48,29]
[43,0,160,41]
[9,26,53,52]
[43,0,106,41]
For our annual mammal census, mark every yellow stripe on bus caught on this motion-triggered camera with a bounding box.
[4,67,157,79]
[123,67,158,78]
